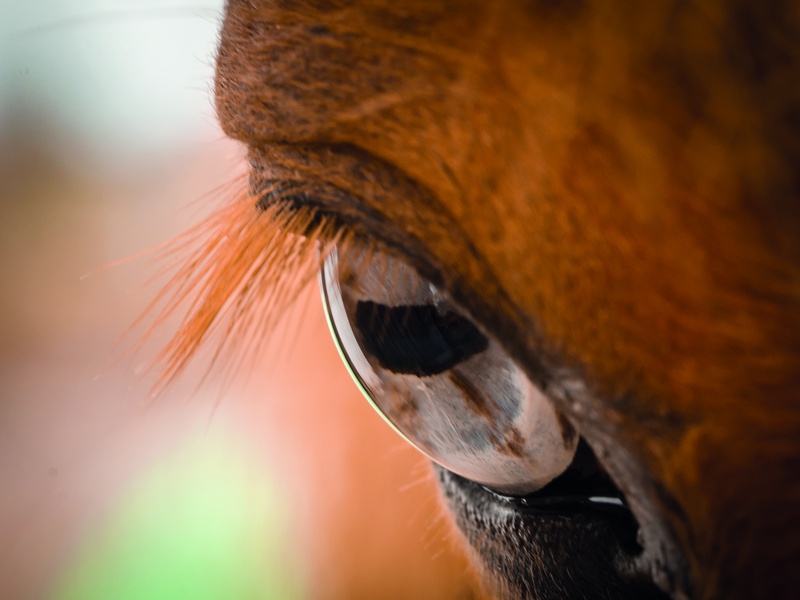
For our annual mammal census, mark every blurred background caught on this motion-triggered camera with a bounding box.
[1,2,481,599]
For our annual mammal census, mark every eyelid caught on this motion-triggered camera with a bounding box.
[247,157,446,289]
[247,141,550,392]
[247,141,457,257]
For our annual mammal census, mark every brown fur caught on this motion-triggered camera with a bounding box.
[212,1,800,598]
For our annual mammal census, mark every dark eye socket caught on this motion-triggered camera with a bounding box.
[354,301,489,377]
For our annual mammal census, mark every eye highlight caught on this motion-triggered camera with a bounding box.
[321,244,579,496]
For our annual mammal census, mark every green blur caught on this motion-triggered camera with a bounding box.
[55,434,301,600]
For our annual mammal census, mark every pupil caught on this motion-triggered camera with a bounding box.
[354,301,489,376]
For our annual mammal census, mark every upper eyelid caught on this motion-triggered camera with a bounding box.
[245,141,474,272]
[246,146,443,274]
[250,180,386,258]
[244,142,551,391]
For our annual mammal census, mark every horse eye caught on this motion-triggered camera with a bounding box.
[320,245,578,495]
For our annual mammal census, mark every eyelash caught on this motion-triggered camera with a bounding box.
[138,180,360,394]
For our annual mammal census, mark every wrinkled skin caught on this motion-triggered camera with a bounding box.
[213,1,800,598]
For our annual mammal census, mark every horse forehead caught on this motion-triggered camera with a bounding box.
[215,0,797,223]
[216,0,800,406]
[214,0,623,163]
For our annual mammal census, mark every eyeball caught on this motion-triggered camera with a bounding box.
[320,245,578,495]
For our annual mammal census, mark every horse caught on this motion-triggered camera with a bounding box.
[167,1,800,598]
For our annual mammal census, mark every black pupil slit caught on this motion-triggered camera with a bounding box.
[354,300,489,376]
